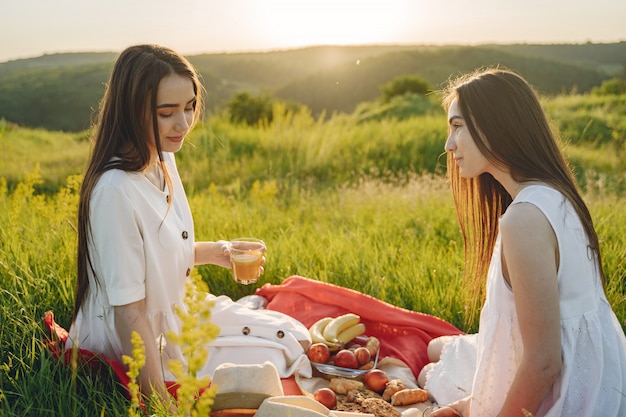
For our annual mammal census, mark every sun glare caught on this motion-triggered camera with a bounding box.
[248,0,416,48]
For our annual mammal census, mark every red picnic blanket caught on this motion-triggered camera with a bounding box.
[44,276,463,396]
[256,275,464,377]
[43,311,145,395]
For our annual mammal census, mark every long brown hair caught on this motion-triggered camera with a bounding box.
[73,45,204,319]
[442,67,604,326]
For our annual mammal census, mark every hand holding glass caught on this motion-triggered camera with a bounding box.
[228,238,266,285]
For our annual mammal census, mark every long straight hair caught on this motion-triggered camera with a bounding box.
[442,67,604,325]
[73,45,204,319]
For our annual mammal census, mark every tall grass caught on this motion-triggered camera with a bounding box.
[192,173,466,323]
[0,120,89,194]
[172,103,449,194]
[0,95,624,415]
[0,171,129,415]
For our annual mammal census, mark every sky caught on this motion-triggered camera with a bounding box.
[2,0,626,63]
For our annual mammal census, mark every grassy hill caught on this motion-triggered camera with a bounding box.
[273,45,612,115]
[0,89,624,416]
[1,42,625,131]
[488,42,626,74]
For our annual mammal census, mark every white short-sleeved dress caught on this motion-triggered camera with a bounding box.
[69,152,312,380]
[69,152,195,379]
[425,185,626,417]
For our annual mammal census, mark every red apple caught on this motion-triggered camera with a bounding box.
[307,342,331,364]
[354,346,371,365]
[363,369,389,393]
[314,387,337,409]
[333,349,359,369]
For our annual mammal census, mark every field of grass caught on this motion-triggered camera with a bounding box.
[0,94,624,415]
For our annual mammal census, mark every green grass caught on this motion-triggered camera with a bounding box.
[192,173,467,323]
[0,119,90,194]
[0,94,624,415]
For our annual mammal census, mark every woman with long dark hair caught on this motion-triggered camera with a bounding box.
[69,44,235,403]
[424,68,625,417]
[68,45,316,409]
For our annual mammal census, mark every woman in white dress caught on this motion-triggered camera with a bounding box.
[68,45,311,406]
[424,68,626,417]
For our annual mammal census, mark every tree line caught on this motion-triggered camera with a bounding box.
[1,43,624,132]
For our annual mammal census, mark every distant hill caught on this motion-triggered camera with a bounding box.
[488,42,626,74]
[272,45,617,115]
[1,42,624,131]
[0,52,118,74]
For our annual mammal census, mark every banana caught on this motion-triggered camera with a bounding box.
[336,322,366,344]
[309,317,333,344]
[322,313,361,342]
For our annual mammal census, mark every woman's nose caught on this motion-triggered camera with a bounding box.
[444,133,455,153]
[175,115,189,132]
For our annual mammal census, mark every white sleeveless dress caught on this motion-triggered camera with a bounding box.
[426,185,626,417]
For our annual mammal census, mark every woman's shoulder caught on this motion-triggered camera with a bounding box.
[501,200,551,238]
[94,168,142,193]
[509,184,580,237]
[502,184,564,232]
[513,184,568,214]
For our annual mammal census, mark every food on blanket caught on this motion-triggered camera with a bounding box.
[329,377,364,394]
[335,401,364,413]
[308,314,367,353]
[333,349,359,369]
[322,313,361,342]
[308,331,380,378]
[307,342,332,364]
[336,322,366,344]
[361,398,402,417]
[381,379,405,401]
[309,317,340,349]
[336,387,383,412]
[345,387,381,403]
[314,387,337,409]
[390,388,430,406]
[363,369,389,393]
[365,336,380,357]
[354,346,371,365]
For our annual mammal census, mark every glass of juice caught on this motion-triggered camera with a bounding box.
[228,238,266,285]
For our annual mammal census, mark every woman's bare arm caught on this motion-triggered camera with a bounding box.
[497,203,563,417]
[115,299,171,404]
[194,240,231,268]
